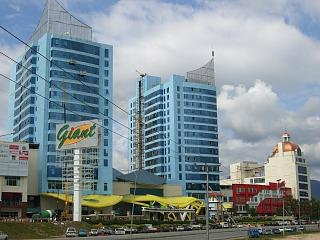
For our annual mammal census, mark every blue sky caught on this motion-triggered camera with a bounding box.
[0,0,319,178]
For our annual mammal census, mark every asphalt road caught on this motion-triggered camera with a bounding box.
[48,228,247,240]
[39,224,320,240]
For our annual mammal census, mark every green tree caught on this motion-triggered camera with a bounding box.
[248,207,257,217]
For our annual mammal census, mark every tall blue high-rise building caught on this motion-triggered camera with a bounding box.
[128,57,220,199]
[7,0,113,194]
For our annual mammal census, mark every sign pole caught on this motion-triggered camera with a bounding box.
[73,148,81,221]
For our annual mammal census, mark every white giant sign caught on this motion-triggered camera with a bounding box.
[56,120,100,150]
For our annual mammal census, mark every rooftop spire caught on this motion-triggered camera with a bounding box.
[29,0,92,43]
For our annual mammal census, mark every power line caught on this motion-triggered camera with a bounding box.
[0,25,131,117]
[0,26,190,147]
[0,73,130,141]
[0,27,185,158]
[0,50,129,131]
[0,25,224,173]
[0,132,14,138]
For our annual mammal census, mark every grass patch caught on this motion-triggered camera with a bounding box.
[0,221,92,239]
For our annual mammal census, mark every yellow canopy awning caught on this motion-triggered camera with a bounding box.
[41,193,123,208]
[41,193,204,213]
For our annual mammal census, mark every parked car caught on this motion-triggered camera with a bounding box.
[292,220,299,225]
[89,229,98,236]
[103,227,114,235]
[262,229,273,235]
[220,222,229,228]
[272,228,281,234]
[297,226,305,232]
[209,223,222,229]
[284,227,294,232]
[78,228,87,237]
[144,224,158,232]
[114,228,126,235]
[0,231,8,240]
[248,229,260,238]
[189,222,201,230]
[124,227,138,234]
[176,226,185,231]
[65,227,77,238]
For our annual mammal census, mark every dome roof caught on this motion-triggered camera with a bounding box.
[271,131,300,156]
[271,141,299,156]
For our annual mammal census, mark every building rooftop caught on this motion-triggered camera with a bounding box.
[113,169,166,185]
[29,0,92,43]
[186,52,215,85]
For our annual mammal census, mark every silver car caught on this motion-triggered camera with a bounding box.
[0,231,8,240]
[65,227,77,238]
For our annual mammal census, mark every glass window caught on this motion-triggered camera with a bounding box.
[5,176,20,186]
[299,183,308,190]
[104,183,108,191]
[298,175,308,182]
[51,60,99,75]
[51,38,100,55]
[298,166,307,174]
[105,49,109,58]
[51,50,99,65]
[47,165,62,177]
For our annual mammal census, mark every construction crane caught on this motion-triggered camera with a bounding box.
[134,70,147,170]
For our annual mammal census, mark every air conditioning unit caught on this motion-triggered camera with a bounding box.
[79,71,87,77]
[69,59,76,65]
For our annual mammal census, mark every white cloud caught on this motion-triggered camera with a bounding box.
[79,0,320,173]
[0,43,24,137]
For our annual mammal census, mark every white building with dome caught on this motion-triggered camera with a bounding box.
[220,131,311,201]
[264,131,311,201]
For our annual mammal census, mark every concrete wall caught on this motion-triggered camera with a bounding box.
[163,184,182,196]
[0,176,28,202]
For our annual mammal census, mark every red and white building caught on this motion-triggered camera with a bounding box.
[232,181,291,215]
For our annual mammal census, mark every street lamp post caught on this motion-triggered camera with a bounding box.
[282,193,285,236]
[121,169,137,240]
[130,171,138,240]
[276,179,284,236]
[298,200,301,234]
[205,164,209,240]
